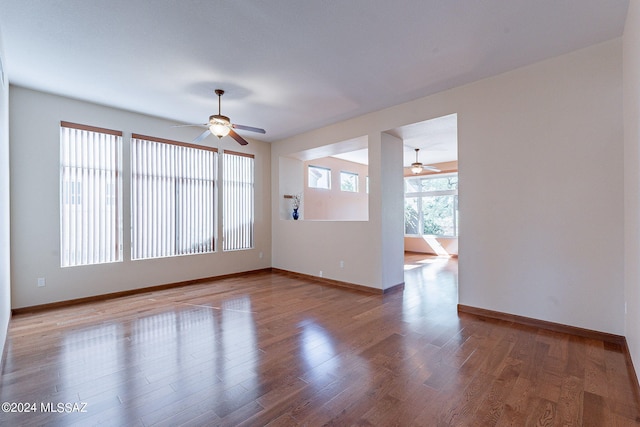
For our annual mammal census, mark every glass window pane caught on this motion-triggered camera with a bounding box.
[223,152,254,251]
[308,166,331,189]
[60,124,123,267]
[340,171,358,192]
[421,176,458,191]
[131,137,217,260]
[404,197,419,235]
[422,195,454,235]
[404,173,458,237]
[405,177,421,193]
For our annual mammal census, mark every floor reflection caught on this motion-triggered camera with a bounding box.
[2,254,638,424]
[1,253,461,425]
[402,254,458,324]
[54,296,262,425]
[299,321,339,383]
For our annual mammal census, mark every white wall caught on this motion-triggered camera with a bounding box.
[0,26,10,361]
[9,87,271,308]
[459,40,623,335]
[379,133,405,289]
[272,39,624,334]
[624,2,640,382]
[303,157,368,221]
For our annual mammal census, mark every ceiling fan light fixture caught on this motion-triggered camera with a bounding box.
[186,89,264,146]
[411,148,423,174]
[209,114,231,138]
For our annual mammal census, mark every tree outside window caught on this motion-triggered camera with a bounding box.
[340,171,358,192]
[404,174,458,237]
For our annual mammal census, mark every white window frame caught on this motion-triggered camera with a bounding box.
[404,173,458,237]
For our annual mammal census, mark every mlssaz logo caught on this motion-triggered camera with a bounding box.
[40,402,88,413]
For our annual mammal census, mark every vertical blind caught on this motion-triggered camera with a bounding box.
[60,122,123,267]
[223,151,254,251]
[131,135,217,260]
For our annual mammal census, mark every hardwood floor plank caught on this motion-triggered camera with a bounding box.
[555,375,583,425]
[439,370,493,425]
[472,362,521,426]
[526,397,557,427]
[1,256,640,426]
[254,375,309,409]
[582,390,607,427]
[495,376,534,426]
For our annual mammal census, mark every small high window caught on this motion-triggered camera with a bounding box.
[308,165,331,189]
[340,171,358,192]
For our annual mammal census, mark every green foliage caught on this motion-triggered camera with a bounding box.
[423,218,444,235]
[340,172,358,192]
[404,198,419,234]
[404,174,459,236]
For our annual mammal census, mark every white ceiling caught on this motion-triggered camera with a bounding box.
[0,1,629,145]
[390,113,459,166]
[328,113,458,166]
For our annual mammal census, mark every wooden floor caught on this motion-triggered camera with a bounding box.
[1,254,639,426]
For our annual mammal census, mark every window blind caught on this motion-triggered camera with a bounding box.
[223,151,254,251]
[60,122,123,267]
[131,135,217,260]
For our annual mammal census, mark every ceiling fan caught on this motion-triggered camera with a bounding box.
[410,148,440,174]
[177,89,265,146]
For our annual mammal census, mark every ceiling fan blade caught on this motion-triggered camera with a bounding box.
[229,129,249,146]
[192,129,211,144]
[423,165,441,172]
[232,123,266,134]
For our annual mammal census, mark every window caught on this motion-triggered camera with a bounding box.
[60,122,123,267]
[340,171,358,192]
[131,134,217,260]
[223,151,254,251]
[404,174,458,236]
[308,165,331,189]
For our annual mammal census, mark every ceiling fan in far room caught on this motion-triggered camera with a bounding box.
[175,89,266,146]
[410,148,441,174]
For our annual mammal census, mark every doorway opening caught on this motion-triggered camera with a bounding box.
[386,113,458,291]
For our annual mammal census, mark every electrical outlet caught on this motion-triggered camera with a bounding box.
[340,260,344,268]
[259,252,263,259]
[319,271,323,277]
[37,277,46,287]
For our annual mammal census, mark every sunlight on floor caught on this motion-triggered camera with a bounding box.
[423,236,450,257]
[417,257,451,265]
